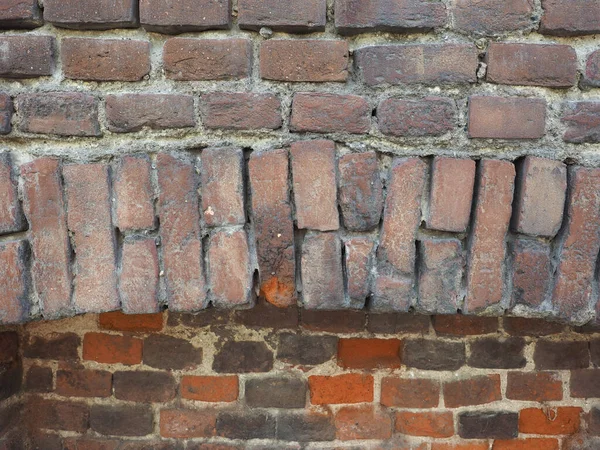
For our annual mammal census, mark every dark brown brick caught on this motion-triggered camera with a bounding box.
[0,240,28,324]
[0,331,18,363]
[113,371,176,403]
[301,309,366,333]
[213,341,273,373]
[0,0,42,28]
[140,0,230,33]
[571,369,600,398]
[458,411,518,439]
[290,93,370,134]
[444,375,501,408]
[0,362,21,400]
[0,35,54,78]
[591,339,600,366]
[245,377,307,408]
[238,0,325,32]
[143,334,202,370]
[99,311,163,332]
[0,93,12,135]
[403,339,465,370]
[169,308,231,328]
[378,97,456,137]
[277,333,337,366]
[503,317,564,336]
[277,411,335,442]
[24,366,53,393]
[590,407,600,435]
[452,0,535,34]
[432,315,498,337]
[201,93,281,130]
[381,377,440,408]
[540,0,600,36]
[511,239,552,310]
[90,404,154,437]
[233,300,299,329]
[367,313,430,334]
[468,337,526,369]
[562,102,600,144]
[217,411,275,440]
[534,340,590,370]
[56,369,112,398]
[24,333,80,361]
[43,0,138,29]
[28,398,89,432]
[506,372,563,402]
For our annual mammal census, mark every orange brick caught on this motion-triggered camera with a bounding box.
[181,376,238,402]
[432,443,489,450]
[335,405,392,440]
[519,407,581,435]
[492,438,559,450]
[309,373,373,405]
[338,338,402,369]
[82,332,142,365]
[395,411,454,438]
[98,311,164,332]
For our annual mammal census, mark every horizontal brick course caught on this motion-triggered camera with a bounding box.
[140,0,230,33]
[238,0,325,32]
[0,35,54,78]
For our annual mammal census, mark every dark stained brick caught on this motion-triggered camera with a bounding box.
[213,341,273,373]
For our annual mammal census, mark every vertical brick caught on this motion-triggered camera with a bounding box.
[201,92,282,131]
[43,0,138,29]
[562,102,600,144]
[539,0,600,36]
[335,406,392,440]
[468,97,546,139]
[113,156,155,231]
[83,332,142,365]
[0,93,12,135]
[0,35,54,78]
[371,275,414,313]
[238,0,325,32]
[344,237,375,309]
[464,160,515,313]
[201,147,245,227]
[157,153,207,311]
[378,97,456,137]
[120,238,159,314]
[21,158,71,319]
[301,233,345,309]
[291,140,339,231]
[64,164,119,313]
[249,149,296,307]
[452,0,535,34]
[427,157,476,233]
[511,239,552,310]
[0,240,28,324]
[140,0,230,33]
[0,153,24,235]
[552,167,600,323]
[0,0,42,28]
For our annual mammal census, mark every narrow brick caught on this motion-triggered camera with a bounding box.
[452,0,535,34]
[17,93,100,136]
[277,411,335,442]
[369,313,431,334]
[335,406,392,441]
[433,315,498,336]
[0,35,54,78]
[378,97,456,137]
[458,411,518,439]
[291,140,339,231]
[309,373,373,404]
[181,375,238,402]
[468,337,526,369]
[403,339,465,370]
[356,44,478,86]
[552,167,600,323]
[444,375,501,408]
[0,154,23,235]
[91,404,154,437]
[120,238,159,314]
[511,239,552,310]
[493,439,560,450]
[345,237,375,309]
[468,96,546,139]
[213,341,273,373]
[338,338,402,370]
[534,340,589,370]
[249,149,295,307]
[487,43,577,88]
[64,164,118,313]
[260,40,348,82]
[233,300,299,329]
[157,153,206,311]
[464,160,515,313]
[301,309,366,333]
[238,0,325,32]
[277,333,338,366]
[0,240,28,324]
[381,377,440,408]
[562,102,600,144]
[519,407,581,435]
[506,372,563,402]
[140,0,230,33]
[99,311,163,332]
[163,38,251,81]
[503,317,564,336]
[144,334,202,370]
[201,147,245,227]
[291,93,370,134]
[56,369,112,398]
[395,411,454,438]
[584,50,600,88]
[113,371,176,403]
[43,0,138,29]
[83,332,142,365]
[160,409,216,439]
[571,369,600,398]
[0,0,42,28]
[245,377,307,409]
[0,93,12,135]
[539,0,600,36]
[113,156,154,231]
[201,93,281,130]
[217,411,275,440]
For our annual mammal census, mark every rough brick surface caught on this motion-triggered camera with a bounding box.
[114,371,176,403]
[201,93,282,130]
[506,372,563,402]
[245,376,307,408]
[43,0,138,29]
[381,377,440,408]
[277,333,338,366]
[160,409,216,439]
[0,35,54,78]
[0,154,23,235]
[181,375,238,402]
[0,93,12,135]
[277,411,336,442]
[90,404,154,437]
[344,237,375,309]
[459,411,518,439]
[335,406,392,440]
[520,407,581,435]
[338,338,402,369]
[0,0,42,27]
[113,156,155,232]
[403,339,465,370]
[140,0,230,33]
[0,240,28,324]
[511,239,552,310]
[120,238,159,314]
[238,0,325,32]
[468,97,546,139]
[395,411,454,438]
[584,50,600,88]
[444,375,501,407]
[144,334,202,370]
[378,97,456,137]
[56,369,112,398]
[539,0,600,36]
[452,0,535,34]
[571,369,600,398]
[213,341,273,373]
[468,337,526,368]
[534,340,590,370]
[433,315,498,336]
[309,373,373,404]
[83,332,142,365]
[562,102,600,144]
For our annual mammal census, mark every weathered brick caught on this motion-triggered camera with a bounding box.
[372,275,415,313]
[506,372,563,402]
[140,0,230,33]
[290,93,371,134]
[99,311,163,332]
[464,160,515,313]
[249,149,295,307]
[503,317,564,336]
[62,38,149,82]
[56,369,112,398]
[291,140,339,231]
[277,411,335,442]
[91,404,154,437]
[17,92,100,136]
[493,439,560,450]
[0,35,54,78]
[562,102,600,144]
[418,238,463,314]
[0,93,12,134]
[378,97,456,137]
[539,0,600,36]
[487,43,577,88]
[157,153,206,311]
[459,411,518,439]
[592,339,600,366]
[208,229,252,307]
[432,443,489,450]
[143,334,202,370]
[181,375,238,402]
[551,167,600,322]
[113,155,154,231]
[338,338,402,369]
[344,237,375,308]
[309,374,373,404]
[233,299,299,329]
[520,407,581,435]
[0,0,42,28]
[0,154,23,235]
[395,411,454,438]
[120,239,159,314]
[27,398,89,432]
[468,337,526,369]
[433,315,498,336]
[591,407,600,435]
[213,341,273,373]
[217,411,275,440]
[444,375,501,408]
[113,371,176,403]
[83,332,142,365]
[403,339,465,370]
[64,164,118,313]
[452,0,535,34]
[43,0,138,29]
[468,96,546,139]
[277,333,338,366]
[201,93,281,130]
[534,340,589,370]
[511,239,552,310]
[380,377,440,408]
[160,409,216,438]
[356,44,478,86]
[24,333,80,361]
[584,50,600,88]
[245,376,307,408]
[335,0,446,34]
[163,38,251,81]
[24,366,53,393]
[335,406,392,441]
[238,0,325,32]
[301,309,366,333]
[301,233,345,309]
[260,40,348,82]
[571,369,600,398]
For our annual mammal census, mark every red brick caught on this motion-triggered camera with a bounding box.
[493,439,559,450]
[208,229,252,307]
[160,409,217,438]
[503,317,564,336]
[249,149,295,308]
[201,147,245,227]
[519,407,581,435]
[260,40,349,82]
[140,0,230,33]
[562,102,600,144]
[356,44,477,86]
[584,50,600,88]
[17,92,100,136]
[395,411,454,438]
[444,375,501,408]
[113,371,176,403]
[344,237,375,308]
[338,338,402,369]
[56,369,112,398]
[291,140,339,231]
[83,332,142,365]
[99,311,163,332]
[0,0,42,28]
[378,97,456,137]
[238,0,325,31]
[506,372,562,402]
[552,167,600,322]
[62,38,149,82]
[380,377,439,408]
[335,406,392,440]
[290,93,370,134]
[64,164,118,313]
[335,0,446,34]
[157,153,207,311]
[433,315,498,336]
[113,155,154,231]
[309,373,373,404]
[107,94,195,133]
[201,93,282,130]
[513,156,567,237]
[433,444,489,450]
[90,404,154,437]
[43,0,138,29]
[27,398,89,432]
[181,375,238,402]
[0,240,28,324]
[0,154,23,235]
[0,93,12,134]
[511,239,552,310]
[120,238,160,314]
[163,38,251,81]
[338,152,383,232]
[487,43,577,88]
[540,0,600,36]
[0,35,54,78]
[464,160,515,312]
[570,369,600,398]
[452,0,534,34]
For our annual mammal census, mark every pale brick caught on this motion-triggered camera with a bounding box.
[0,153,24,234]
[0,240,29,324]
[113,156,155,231]
[345,237,375,309]
[120,238,159,314]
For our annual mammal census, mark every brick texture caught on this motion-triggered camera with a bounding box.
[378,97,456,137]
[238,0,325,32]
[0,0,42,28]
[452,0,535,34]
[0,35,54,78]
[43,0,138,29]
[468,97,546,139]
[539,0,600,36]
[562,102,600,144]
[0,93,12,135]
[140,0,230,33]
[0,240,28,324]
[201,93,282,130]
